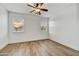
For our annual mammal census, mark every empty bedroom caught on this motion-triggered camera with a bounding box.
[0,3,79,56]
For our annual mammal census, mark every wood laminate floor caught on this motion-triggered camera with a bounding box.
[0,39,79,56]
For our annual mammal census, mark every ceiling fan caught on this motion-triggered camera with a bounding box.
[27,3,48,15]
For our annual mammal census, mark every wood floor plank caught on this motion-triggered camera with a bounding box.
[0,39,79,56]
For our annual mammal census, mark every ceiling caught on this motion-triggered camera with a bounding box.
[0,3,74,18]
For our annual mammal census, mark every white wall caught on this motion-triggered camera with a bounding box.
[0,5,8,49]
[1,3,79,51]
[8,12,49,43]
[49,4,79,50]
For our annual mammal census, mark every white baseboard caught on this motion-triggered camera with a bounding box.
[8,38,49,44]
[50,38,79,51]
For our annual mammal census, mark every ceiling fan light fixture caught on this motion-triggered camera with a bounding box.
[38,5,43,9]
[35,9,40,12]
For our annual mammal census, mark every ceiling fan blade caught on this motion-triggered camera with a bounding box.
[35,3,39,7]
[41,9,48,12]
[40,3,44,6]
[27,4,35,8]
[30,10,35,13]
[34,3,43,7]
